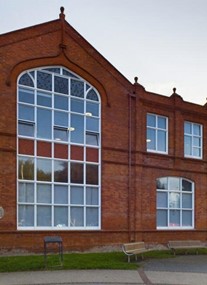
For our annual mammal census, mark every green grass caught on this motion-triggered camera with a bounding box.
[1,248,207,272]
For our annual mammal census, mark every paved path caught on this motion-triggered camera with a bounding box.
[0,255,207,285]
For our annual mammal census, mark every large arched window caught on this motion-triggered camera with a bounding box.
[17,67,101,230]
[156,177,194,229]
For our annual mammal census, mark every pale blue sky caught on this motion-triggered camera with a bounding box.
[1,0,207,105]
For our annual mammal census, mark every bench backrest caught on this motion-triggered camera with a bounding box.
[168,240,202,247]
[123,242,145,251]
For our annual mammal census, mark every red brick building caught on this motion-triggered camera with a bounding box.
[0,8,207,253]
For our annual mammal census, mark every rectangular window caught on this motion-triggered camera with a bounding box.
[147,114,168,154]
[184,121,202,159]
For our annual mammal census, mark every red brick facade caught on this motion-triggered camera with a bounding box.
[0,9,207,253]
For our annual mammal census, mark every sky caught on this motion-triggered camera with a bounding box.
[1,0,207,105]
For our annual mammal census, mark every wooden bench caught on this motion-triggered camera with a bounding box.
[122,241,152,263]
[168,240,204,255]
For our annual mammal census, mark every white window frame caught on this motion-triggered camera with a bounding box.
[17,66,101,231]
[146,113,168,154]
[156,177,194,230]
[184,121,203,159]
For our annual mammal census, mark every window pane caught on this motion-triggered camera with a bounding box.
[54,111,68,127]
[37,159,52,181]
[86,208,98,226]
[86,164,98,185]
[70,163,83,184]
[157,130,166,152]
[70,186,84,204]
[86,117,99,132]
[54,160,68,182]
[18,205,34,226]
[37,206,51,226]
[193,147,201,157]
[54,95,68,110]
[169,210,180,226]
[37,108,52,139]
[193,137,201,147]
[86,187,99,205]
[18,122,34,137]
[18,183,34,202]
[182,194,192,208]
[147,114,155,127]
[182,179,192,192]
[19,73,34,87]
[54,206,68,227]
[54,128,68,142]
[71,98,84,113]
[86,89,99,101]
[157,192,167,208]
[156,177,168,190]
[37,71,52,91]
[19,88,34,104]
[169,177,179,190]
[86,133,99,146]
[70,207,84,226]
[184,136,192,155]
[37,184,51,203]
[157,210,167,227]
[169,193,180,208]
[54,76,68,94]
[193,124,201,136]
[86,102,99,117]
[147,129,155,150]
[19,105,34,121]
[70,114,84,144]
[18,157,34,180]
[184,122,191,134]
[37,91,51,107]
[182,210,192,226]
[158,117,166,129]
[54,185,68,204]
[71,79,84,98]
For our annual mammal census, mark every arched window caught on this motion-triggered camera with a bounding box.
[156,177,194,229]
[17,67,101,230]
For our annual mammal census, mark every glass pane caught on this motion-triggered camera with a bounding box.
[54,111,68,127]
[147,129,155,150]
[54,76,68,94]
[37,206,51,226]
[18,182,34,202]
[158,117,166,129]
[70,163,83,184]
[169,193,180,208]
[54,160,68,182]
[19,73,34,87]
[86,187,99,205]
[70,114,84,144]
[37,108,52,139]
[70,186,84,204]
[169,210,180,227]
[37,91,52,107]
[19,88,34,104]
[18,205,34,226]
[86,164,98,185]
[37,159,52,181]
[86,133,99,146]
[157,192,167,208]
[157,209,167,227]
[86,117,99,132]
[54,185,68,204]
[54,95,68,110]
[37,184,51,203]
[37,71,52,91]
[184,122,192,134]
[182,194,192,208]
[86,89,99,101]
[86,102,99,117]
[156,177,168,190]
[193,147,201,157]
[147,114,155,127]
[71,98,84,113]
[70,207,84,226]
[193,124,201,136]
[19,105,34,121]
[193,137,201,147]
[18,157,34,180]
[157,130,166,152]
[169,177,180,190]
[182,210,192,226]
[54,206,68,227]
[71,79,84,98]
[18,122,34,137]
[86,207,98,226]
[184,136,192,155]
[54,128,68,142]
[182,180,192,192]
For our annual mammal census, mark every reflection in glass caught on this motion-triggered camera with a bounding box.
[18,183,34,202]
[37,184,51,203]
[18,157,34,180]
[70,163,83,184]
[54,185,68,204]
[37,159,52,181]
[86,132,99,146]
[54,206,68,227]
[37,206,51,226]
[86,164,98,185]
[18,122,34,137]
[18,205,34,226]
[86,187,98,205]
[169,193,180,208]
[86,208,98,226]
[86,102,99,116]
[70,207,83,226]
[70,186,83,204]
[54,160,68,182]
